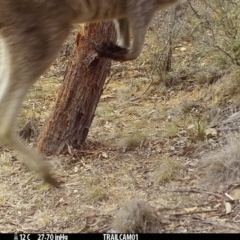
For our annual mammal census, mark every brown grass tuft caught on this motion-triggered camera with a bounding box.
[113,199,162,233]
[201,134,240,186]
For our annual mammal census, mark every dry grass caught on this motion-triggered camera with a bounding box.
[201,134,240,187]
[113,199,162,233]
[210,69,240,105]
[153,156,182,184]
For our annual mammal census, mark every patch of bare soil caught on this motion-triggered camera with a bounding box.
[1,28,240,233]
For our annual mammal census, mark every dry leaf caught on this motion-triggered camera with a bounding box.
[224,201,232,214]
[205,128,218,137]
[184,207,198,212]
[188,124,195,130]
[228,185,240,200]
[102,152,108,158]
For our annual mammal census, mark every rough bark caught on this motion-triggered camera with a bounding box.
[36,22,116,155]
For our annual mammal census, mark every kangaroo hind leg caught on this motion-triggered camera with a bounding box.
[0,24,70,186]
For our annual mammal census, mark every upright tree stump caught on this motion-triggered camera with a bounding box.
[36,22,116,155]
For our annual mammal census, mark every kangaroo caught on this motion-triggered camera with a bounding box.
[0,0,180,186]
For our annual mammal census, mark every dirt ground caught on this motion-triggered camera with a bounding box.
[1,27,240,233]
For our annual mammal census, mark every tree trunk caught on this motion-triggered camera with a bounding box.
[36,22,116,155]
